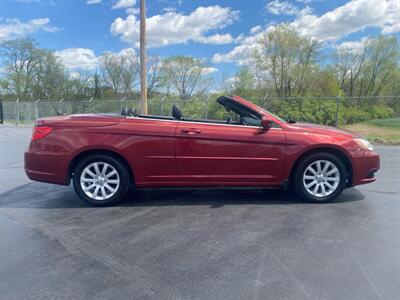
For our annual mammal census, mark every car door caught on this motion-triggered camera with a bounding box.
[120,117,179,186]
[175,121,286,186]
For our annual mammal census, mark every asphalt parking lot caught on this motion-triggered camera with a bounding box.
[1,125,400,300]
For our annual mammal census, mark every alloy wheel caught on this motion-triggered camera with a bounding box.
[302,160,340,197]
[80,162,120,201]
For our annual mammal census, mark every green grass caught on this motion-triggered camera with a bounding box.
[368,117,400,129]
[343,118,400,146]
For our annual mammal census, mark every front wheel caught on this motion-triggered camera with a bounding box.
[73,154,130,206]
[293,153,347,203]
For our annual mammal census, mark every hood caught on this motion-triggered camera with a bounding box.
[36,114,123,127]
[286,122,360,138]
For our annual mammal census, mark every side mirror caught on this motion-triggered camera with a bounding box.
[261,118,274,130]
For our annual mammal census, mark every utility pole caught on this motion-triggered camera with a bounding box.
[140,0,148,115]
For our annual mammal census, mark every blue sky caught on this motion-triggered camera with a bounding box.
[0,0,399,78]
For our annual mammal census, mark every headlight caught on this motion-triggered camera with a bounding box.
[354,138,374,151]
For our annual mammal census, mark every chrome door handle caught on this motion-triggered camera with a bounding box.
[181,128,201,135]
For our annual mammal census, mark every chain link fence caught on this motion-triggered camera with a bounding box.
[1,96,399,127]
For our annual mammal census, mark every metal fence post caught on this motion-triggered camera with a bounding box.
[120,97,126,112]
[59,99,64,115]
[160,97,165,115]
[35,99,40,121]
[205,96,210,120]
[0,99,3,125]
[15,98,20,125]
[335,96,340,128]
[89,97,93,113]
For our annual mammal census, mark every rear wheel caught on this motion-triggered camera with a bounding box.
[73,154,130,206]
[293,152,347,203]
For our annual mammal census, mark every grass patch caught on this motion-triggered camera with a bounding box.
[343,121,400,146]
[369,118,400,129]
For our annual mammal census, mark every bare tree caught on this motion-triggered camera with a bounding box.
[162,56,212,100]
[360,36,399,97]
[333,42,367,96]
[100,50,139,98]
[147,56,162,98]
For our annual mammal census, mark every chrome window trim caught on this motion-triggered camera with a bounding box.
[126,116,283,130]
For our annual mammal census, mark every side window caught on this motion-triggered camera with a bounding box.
[241,116,261,126]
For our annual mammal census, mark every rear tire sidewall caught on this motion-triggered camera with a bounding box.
[73,154,130,206]
[294,153,347,203]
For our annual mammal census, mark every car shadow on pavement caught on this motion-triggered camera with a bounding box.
[0,182,365,209]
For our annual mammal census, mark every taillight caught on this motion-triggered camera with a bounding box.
[32,126,53,141]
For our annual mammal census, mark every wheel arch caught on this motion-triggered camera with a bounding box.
[68,149,135,185]
[289,146,354,187]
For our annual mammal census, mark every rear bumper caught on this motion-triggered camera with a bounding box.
[351,151,380,186]
[24,151,70,185]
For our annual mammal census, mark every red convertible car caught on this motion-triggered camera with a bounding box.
[25,95,379,206]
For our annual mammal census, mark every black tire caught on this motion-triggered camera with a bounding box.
[73,154,130,206]
[293,152,347,203]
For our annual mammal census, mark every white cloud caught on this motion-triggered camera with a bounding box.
[202,67,218,75]
[293,0,400,41]
[213,0,400,66]
[110,5,239,47]
[55,48,99,70]
[55,47,137,70]
[112,0,136,9]
[250,25,262,34]
[0,18,58,40]
[266,0,300,16]
[335,37,371,54]
[212,27,269,65]
[126,7,140,15]
[87,0,102,4]
[69,72,81,80]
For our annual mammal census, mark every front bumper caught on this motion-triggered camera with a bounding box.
[351,151,380,186]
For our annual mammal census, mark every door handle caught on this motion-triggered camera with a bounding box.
[181,128,201,135]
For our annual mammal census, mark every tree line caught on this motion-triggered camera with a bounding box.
[0,39,212,101]
[0,24,399,103]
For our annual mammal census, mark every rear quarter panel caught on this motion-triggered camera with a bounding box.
[26,117,178,186]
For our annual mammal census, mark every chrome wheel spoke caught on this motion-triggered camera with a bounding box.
[84,169,97,178]
[322,161,330,173]
[81,178,96,183]
[326,169,337,176]
[93,186,100,198]
[84,183,96,191]
[326,177,339,182]
[107,179,119,184]
[106,170,117,178]
[93,162,101,176]
[325,181,335,190]
[104,184,116,193]
[101,163,108,176]
[316,161,322,173]
[101,187,107,198]
[321,184,326,195]
[306,166,318,176]
[306,180,317,188]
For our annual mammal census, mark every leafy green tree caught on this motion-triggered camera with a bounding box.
[0,38,44,99]
[254,24,320,97]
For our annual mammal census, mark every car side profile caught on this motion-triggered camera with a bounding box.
[25,95,380,206]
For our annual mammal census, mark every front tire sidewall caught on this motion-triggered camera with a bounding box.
[294,153,346,203]
[73,155,130,206]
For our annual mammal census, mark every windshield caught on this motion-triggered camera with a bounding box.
[258,107,287,123]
